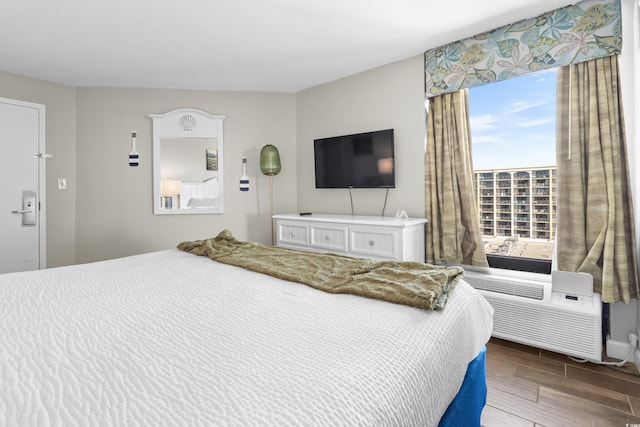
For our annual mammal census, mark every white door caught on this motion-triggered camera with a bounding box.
[0,97,46,274]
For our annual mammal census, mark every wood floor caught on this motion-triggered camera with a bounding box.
[482,337,640,427]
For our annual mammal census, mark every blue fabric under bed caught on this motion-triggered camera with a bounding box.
[438,346,487,427]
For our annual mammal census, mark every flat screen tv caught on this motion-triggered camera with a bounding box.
[314,129,395,189]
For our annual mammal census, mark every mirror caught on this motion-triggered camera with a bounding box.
[149,108,225,215]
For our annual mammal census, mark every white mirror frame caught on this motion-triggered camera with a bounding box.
[149,108,226,215]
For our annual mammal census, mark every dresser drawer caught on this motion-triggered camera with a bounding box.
[310,225,348,252]
[349,227,398,259]
[273,214,427,262]
[277,221,309,247]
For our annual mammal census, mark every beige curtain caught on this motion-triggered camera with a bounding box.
[425,89,488,267]
[556,56,639,304]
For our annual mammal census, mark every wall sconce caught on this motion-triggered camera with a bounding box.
[260,144,281,244]
[161,179,182,209]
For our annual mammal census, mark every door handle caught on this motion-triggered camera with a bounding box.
[12,191,36,226]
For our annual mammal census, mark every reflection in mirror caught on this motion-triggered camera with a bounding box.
[149,109,225,215]
[160,138,218,209]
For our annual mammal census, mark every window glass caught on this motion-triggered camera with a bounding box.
[469,70,557,273]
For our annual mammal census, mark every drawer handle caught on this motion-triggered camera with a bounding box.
[369,240,375,247]
[290,231,296,237]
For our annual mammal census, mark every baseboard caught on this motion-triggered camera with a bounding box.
[606,337,632,360]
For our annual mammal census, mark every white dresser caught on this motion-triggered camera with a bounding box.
[273,214,428,262]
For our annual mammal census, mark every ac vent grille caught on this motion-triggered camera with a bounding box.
[464,276,544,300]
[463,272,602,361]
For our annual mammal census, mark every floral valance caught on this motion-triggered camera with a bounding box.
[424,0,622,98]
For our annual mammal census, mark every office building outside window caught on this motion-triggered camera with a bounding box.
[474,167,556,263]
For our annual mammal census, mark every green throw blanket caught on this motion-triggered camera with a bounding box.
[177,230,464,310]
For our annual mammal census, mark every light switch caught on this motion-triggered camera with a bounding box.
[57,178,68,190]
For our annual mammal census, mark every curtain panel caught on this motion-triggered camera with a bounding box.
[556,56,639,304]
[425,90,488,267]
[425,0,621,98]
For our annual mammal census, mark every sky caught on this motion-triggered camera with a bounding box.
[468,69,557,171]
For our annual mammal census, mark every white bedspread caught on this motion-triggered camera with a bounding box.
[0,249,493,426]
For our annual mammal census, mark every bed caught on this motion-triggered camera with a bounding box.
[0,233,493,426]
[181,178,218,209]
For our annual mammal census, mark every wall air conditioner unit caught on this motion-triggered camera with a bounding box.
[464,270,602,361]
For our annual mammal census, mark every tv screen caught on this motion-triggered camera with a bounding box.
[314,129,395,189]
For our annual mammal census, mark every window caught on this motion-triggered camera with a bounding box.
[468,70,557,274]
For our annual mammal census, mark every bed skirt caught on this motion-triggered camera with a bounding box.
[439,346,487,426]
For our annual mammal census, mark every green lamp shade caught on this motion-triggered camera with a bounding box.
[260,144,281,176]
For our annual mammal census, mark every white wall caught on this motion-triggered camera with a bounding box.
[296,55,427,218]
[74,88,297,262]
[610,0,640,348]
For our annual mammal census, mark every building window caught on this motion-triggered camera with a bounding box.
[469,70,557,274]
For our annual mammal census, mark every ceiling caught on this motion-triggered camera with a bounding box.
[1,0,576,93]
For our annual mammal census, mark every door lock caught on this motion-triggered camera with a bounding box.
[11,190,36,226]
